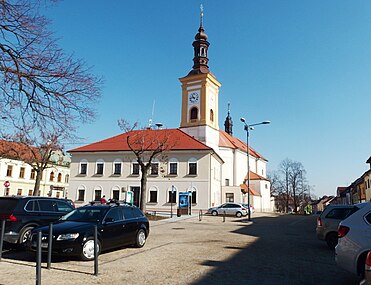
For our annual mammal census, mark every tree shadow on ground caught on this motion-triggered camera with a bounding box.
[191,215,359,285]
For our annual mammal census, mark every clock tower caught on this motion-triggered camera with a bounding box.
[179,8,221,149]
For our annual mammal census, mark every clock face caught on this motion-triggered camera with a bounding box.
[189,91,199,103]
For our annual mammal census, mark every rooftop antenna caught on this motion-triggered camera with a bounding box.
[148,100,156,129]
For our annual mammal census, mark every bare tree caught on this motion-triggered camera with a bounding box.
[118,119,176,213]
[0,129,66,196]
[0,0,101,136]
[269,158,309,213]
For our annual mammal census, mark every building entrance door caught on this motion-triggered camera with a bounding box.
[130,186,140,207]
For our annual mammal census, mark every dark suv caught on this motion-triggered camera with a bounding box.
[0,196,74,245]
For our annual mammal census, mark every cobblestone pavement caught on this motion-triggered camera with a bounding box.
[0,212,360,285]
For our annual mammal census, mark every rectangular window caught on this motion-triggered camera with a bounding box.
[30,169,36,180]
[168,190,177,203]
[96,163,104,175]
[28,189,33,196]
[6,165,13,177]
[19,167,25,179]
[149,191,158,203]
[114,163,122,175]
[192,191,197,204]
[169,163,177,175]
[4,188,9,196]
[225,179,230,186]
[189,162,197,175]
[94,190,102,201]
[17,189,22,196]
[151,163,159,175]
[226,193,234,202]
[56,192,60,198]
[77,189,85,201]
[80,163,87,175]
[112,190,120,200]
[132,163,139,175]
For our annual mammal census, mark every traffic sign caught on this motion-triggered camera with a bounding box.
[4,180,10,187]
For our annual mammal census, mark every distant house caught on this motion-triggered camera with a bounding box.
[312,196,336,213]
[0,140,70,197]
[364,156,371,201]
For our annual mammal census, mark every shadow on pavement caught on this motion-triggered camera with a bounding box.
[191,214,359,285]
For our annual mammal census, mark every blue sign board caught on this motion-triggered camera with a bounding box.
[179,192,189,208]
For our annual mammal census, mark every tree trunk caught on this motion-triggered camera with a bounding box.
[33,170,42,196]
[140,165,149,213]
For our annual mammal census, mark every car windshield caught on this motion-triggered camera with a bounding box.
[60,207,107,223]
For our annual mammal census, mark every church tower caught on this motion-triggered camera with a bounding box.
[179,7,221,149]
[224,103,233,136]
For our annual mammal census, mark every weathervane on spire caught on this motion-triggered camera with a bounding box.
[200,4,204,27]
[228,102,231,114]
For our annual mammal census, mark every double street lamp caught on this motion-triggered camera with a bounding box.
[240,117,270,221]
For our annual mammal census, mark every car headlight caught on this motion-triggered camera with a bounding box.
[57,233,79,241]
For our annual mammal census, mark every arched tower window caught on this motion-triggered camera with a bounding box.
[190,107,198,120]
[210,109,214,122]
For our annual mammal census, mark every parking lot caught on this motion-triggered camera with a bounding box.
[0,212,359,285]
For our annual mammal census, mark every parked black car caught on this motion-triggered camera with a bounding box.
[28,203,150,260]
[0,196,75,245]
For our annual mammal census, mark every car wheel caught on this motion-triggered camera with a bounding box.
[19,226,34,245]
[135,229,146,248]
[236,212,242,218]
[80,238,101,261]
[211,210,218,216]
[325,232,338,250]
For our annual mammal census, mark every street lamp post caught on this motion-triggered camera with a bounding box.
[240,118,270,221]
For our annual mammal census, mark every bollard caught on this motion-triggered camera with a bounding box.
[223,211,226,223]
[199,210,202,222]
[47,223,53,269]
[94,225,98,276]
[0,219,5,261]
[0,219,5,260]
[36,231,42,285]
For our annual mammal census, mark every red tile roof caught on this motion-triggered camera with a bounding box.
[69,129,213,152]
[244,171,270,181]
[219,130,267,161]
[0,140,40,161]
[240,184,261,196]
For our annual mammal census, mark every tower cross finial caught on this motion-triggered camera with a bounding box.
[200,4,204,27]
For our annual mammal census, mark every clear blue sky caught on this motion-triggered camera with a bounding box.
[43,0,370,198]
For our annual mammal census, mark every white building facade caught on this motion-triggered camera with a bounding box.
[0,149,70,198]
[67,17,273,212]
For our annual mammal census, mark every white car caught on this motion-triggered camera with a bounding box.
[335,202,371,278]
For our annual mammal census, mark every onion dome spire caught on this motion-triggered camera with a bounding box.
[188,5,210,76]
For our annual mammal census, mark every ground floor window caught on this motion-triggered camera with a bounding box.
[94,190,102,201]
[17,189,22,196]
[191,191,197,204]
[28,189,33,196]
[226,193,234,202]
[149,190,158,203]
[112,190,120,200]
[77,189,85,201]
[168,190,177,203]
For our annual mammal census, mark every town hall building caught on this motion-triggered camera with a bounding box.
[68,14,273,213]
